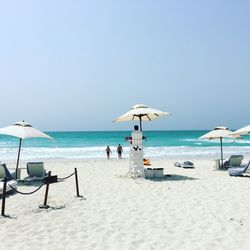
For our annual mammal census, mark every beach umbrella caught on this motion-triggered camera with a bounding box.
[230,125,250,136]
[0,121,52,179]
[113,104,170,131]
[199,126,240,168]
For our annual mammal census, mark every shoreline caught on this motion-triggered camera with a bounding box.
[1,145,250,163]
[3,153,250,165]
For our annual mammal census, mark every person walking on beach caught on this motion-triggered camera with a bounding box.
[117,144,123,159]
[106,146,112,159]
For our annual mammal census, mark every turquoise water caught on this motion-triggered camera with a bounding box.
[0,130,249,160]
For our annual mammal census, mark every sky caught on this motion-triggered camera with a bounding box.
[0,0,249,131]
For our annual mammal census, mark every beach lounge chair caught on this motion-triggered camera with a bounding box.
[174,161,195,169]
[223,155,244,169]
[24,162,48,181]
[0,163,17,195]
[228,160,250,176]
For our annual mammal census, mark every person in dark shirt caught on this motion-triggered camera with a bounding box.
[117,144,123,159]
[106,146,112,159]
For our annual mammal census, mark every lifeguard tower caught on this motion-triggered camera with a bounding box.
[128,126,145,178]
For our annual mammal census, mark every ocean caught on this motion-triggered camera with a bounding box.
[0,130,250,160]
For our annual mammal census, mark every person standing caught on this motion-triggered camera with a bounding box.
[106,146,112,159]
[117,144,123,159]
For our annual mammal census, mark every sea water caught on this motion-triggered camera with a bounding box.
[0,130,250,160]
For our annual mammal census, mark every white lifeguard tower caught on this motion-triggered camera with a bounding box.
[128,129,145,178]
[113,104,170,178]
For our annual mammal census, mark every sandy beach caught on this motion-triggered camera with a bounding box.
[0,158,250,250]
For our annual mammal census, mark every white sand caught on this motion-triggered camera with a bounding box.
[1,158,250,250]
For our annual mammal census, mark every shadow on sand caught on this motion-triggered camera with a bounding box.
[145,174,198,182]
[230,174,250,178]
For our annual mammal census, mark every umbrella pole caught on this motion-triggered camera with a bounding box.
[139,117,142,131]
[220,137,223,169]
[15,138,22,179]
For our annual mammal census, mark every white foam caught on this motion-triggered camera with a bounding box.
[1,145,250,160]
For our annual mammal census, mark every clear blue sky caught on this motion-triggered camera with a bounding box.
[0,0,249,131]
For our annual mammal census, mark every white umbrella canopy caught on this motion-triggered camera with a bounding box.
[200,126,240,168]
[230,125,250,136]
[199,126,237,140]
[0,121,52,140]
[0,121,52,179]
[113,104,170,130]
